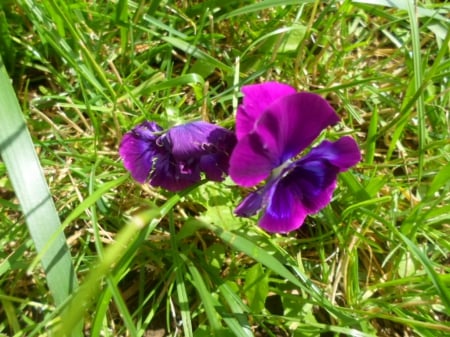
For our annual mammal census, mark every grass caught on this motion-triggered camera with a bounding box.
[0,0,449,336]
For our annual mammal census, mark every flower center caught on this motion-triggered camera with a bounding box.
[270,159,293,181]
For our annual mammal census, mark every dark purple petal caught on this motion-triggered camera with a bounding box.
[234,176,278,217]
[234,159,339,232]
[235,190,264,217]
[297,136,361,172]
[236,82,297,139]
[199,153,229,181]
[235,136,360,232]
[167,121,236,184]
[150,154,201,191]
[121,120,236,191]
[257,159,338,232]
[229,132,278,187]
[168,121,236,161]
[119,121,163,183]
[286,160,340,213]
[206,124,237,154]
[281,136,360,213]
[258,179,308,233]
[254,92,340,163]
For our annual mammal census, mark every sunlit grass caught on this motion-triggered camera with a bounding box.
[0,0,449,336]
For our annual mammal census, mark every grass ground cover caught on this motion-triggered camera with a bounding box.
[0,0,449,336]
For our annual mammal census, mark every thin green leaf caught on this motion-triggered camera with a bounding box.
[182,253,223,332]
[426,162,450,199]
[0,57,81,335]
[217,282,253,337]
[398,233,450,312]
[169,212,193,337]
[407,0,426,181]
[365,105,378,164]
[119,73,205,104]
[162,36,233,73]
[58,191,184,335]
[201,222,358,324]
[88,170,139,337]
[353,0,450,23]
[244,264,269,313]
[57,207,159,335]
[218,0,315,20]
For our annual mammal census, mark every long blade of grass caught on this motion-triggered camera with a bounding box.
[200,221,358,324]
[218,0,315,20]
[88,169,138,337]
[365,105,378,165]
[373,6,450,146]
[398,233,450,312]
[352,0,450,22]
[169,212,193,337]
[217,282,254,337]
[162,36,233,74]
[57,207,159,335]
[181,253,223,332]
[19,0,115,101]
[203,263,253,337]
[0,57,81,335]
[58,190,185,335]
[406,0,426,181]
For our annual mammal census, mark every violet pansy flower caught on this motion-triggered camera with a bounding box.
[119,121,236,191]
[229,82,361,233]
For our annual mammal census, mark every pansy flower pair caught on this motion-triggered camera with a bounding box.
[119,82,361,233]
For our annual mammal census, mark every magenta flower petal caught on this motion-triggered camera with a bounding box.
[298,136,361,172]
[229,132,278,187]
[230,92,340,187]
[118,121,163,183]
[241,138,360,232]
[254,92,340,163]
[231,82,361,233]
[258,179,308,233]
[236,82,296,139]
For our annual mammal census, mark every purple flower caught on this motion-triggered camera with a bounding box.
[229,82,361,233]
[119,120,236,191]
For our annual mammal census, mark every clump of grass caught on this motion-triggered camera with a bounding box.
[0,1,449,336]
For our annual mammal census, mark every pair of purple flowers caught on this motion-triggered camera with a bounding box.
[119,82,361,233]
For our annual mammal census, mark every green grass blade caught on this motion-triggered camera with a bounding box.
[58,191,184,335]
[0,57,81,335]
[182,253,223,332]
[365,105,378,165]
[169,212,193,337]
[162,36,233,73]
[425,162,450,200]
[217,282,253,337]
[87,172,139,337]
[116,0,130,54]
[218,0,315,20]
[407,0,426,181]
[61,174,129,229]
[201,222,357,324]
[57,207,159,335]
[353,0,450,22]
[398,233,450,312]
